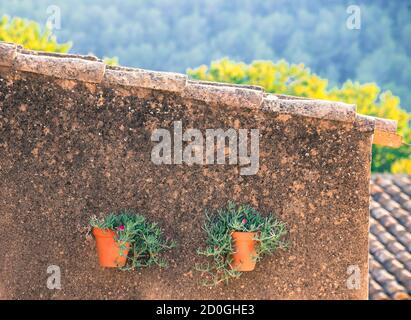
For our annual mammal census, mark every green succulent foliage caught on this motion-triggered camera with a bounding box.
[196,202,287,286]
[90,211,175,270]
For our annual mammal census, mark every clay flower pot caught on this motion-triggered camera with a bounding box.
[230,231,258,271]
[93,228,130,268]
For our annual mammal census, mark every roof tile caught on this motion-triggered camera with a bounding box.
[385,241,407,256]
[369,174,411,300]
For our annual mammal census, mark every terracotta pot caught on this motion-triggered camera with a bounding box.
[230,231,258,271]
[92,228,130,268]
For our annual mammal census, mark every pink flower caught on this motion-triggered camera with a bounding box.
[242,218,247,224]
[118,225,125,231]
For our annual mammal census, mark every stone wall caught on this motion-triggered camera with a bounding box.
[0,41,397,299]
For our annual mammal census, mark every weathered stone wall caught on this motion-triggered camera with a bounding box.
[0,43,380,299]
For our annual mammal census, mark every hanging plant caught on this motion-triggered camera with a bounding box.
[196,202,288,286]
[90,211,175,269]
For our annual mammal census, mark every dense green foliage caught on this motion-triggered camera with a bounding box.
[90,211,175,269]
[1,0,410,110]
[189,59,411,173]
[0,16,117,65]
[197,203,287,286]
[0,15,70,52]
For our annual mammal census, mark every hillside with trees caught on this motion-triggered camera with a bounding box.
[0,1,409,173]
[1,0,411,110]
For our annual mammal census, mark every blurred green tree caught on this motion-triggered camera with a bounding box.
[0,16,119,66]
[188,58,411,173]
[102,56,119,66]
